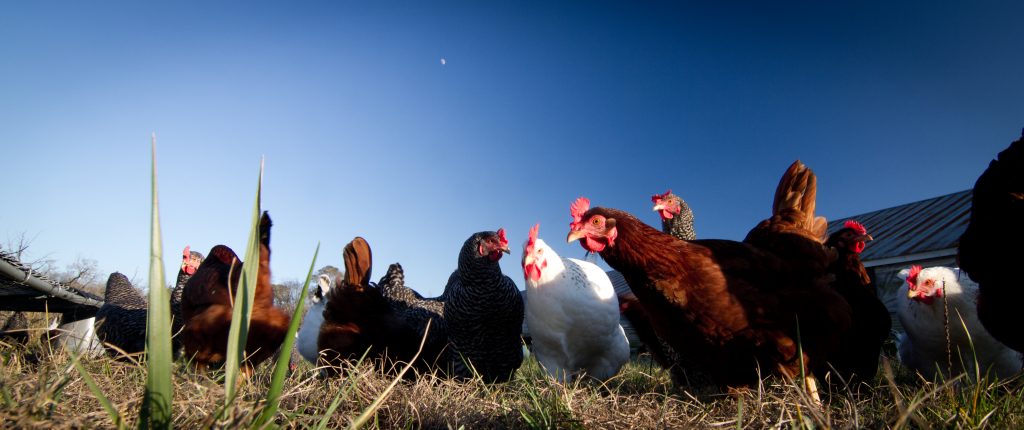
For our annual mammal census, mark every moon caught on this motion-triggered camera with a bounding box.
[440,58,447,65]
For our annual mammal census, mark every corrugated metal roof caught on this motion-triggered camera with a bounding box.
[827,190,971,264]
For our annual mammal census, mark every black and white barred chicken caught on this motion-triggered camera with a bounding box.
[0,312,29,345]
[377,263,450,373]
[651,190,697,241]
[613,190,702,387]
[95,272,149,357]
[441,229,524,383]
[171,246,204,355]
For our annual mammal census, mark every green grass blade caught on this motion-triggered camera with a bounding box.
[71,353,126,429]
[253,243,320,428]
[224,158,264,404]
[141,134,174,429]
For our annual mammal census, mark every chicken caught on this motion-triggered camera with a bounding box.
[377,263,450,373]
[567,161,850,400]
[441,229,524,383]
[824,220,891,385]
[94,272,149,357]
[317,237,421,374]
[296,274,333,364]
[171,246,204,355]
[181,212,291,373]
[895,265,1021,379]
[958,131,1024,352]
[616,190,705,386]
[0,312,29,345]
[651,190,696,241]
[523,223,629,382]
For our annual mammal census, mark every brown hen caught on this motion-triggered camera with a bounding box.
[317,237,423,375]
[181,212,291,374]
[567,161,850,400]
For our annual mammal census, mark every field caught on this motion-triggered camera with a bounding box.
[2,338,1023,429]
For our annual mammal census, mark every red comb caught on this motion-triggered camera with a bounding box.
[651,189,672,204]
[497,228,508,247]
[845,220,868,236]
[528,223,539,245]
[570,197,590,229]
[907,265,922,289]
[183,246,190,259]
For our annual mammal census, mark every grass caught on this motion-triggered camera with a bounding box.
[3,345,1024,429]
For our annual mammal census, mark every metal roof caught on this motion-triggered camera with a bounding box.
[826,190,971,266]
[0,250,103,319]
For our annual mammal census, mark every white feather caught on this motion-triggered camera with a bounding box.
[296,274,333,364]
[896,266,1022,379]
[523,236,630,383]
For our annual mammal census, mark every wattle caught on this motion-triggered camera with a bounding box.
[584,236,607,253]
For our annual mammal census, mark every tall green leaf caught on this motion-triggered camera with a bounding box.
[224,158,264,404]
[141,134,174,429]
[253,244,320,428]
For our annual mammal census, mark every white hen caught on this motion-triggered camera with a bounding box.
[522,223,629,383]
[896,265,1022,379]
[297,274,333,364]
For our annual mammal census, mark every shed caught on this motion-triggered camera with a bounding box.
[827,189,971,328]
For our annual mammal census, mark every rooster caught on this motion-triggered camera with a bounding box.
[567,161,850,400]
[317,237,421,374]
[958,131,1024,352]
[823,220,891,385]
[441,229,524,383]
[95,272,149,357]
[296,274,333,364]
[896,265,1021,379]
[171,246,204,355]
[523,224,629,382]
[181,212,291,374]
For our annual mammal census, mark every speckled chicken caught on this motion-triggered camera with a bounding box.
[0,312,29,345]
[651,190,696,241]
[377,263,450,373]
[441,229,524,383]
[181,212,291,374]
[171,246,204,355]
[95,272,149,356]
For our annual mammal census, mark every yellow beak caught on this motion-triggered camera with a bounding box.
[907,289,917,299]
[567,230,586,244]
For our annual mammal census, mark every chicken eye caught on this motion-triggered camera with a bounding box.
[592,218,600,226]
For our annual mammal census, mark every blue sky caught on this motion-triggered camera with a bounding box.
[2,1,1022,296]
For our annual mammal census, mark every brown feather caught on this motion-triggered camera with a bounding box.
[181,212,291,372]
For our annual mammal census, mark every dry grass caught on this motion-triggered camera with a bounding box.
[2,340,1023,429]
